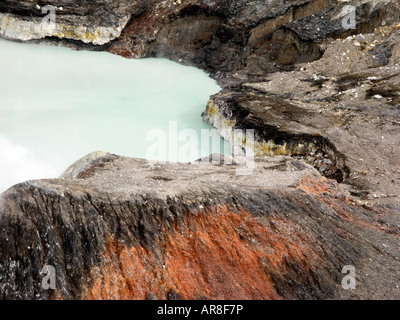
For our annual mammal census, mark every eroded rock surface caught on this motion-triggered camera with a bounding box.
[1,154,400,299]
[1,0,400,300]
[203,18,400,205]
[0,0,149,44]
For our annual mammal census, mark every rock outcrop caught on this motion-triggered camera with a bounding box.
[1,154,400,299]
[0,0,149,44]
[1,0,400,300]
[200,5,400,204]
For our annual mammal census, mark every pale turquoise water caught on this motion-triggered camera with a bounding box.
[0,38,227,192]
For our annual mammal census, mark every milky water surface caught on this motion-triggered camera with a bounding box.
[0,38,226,193]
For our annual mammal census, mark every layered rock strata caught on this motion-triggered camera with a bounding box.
[1,154,400,299]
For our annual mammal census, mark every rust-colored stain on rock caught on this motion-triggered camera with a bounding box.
[81,204,322,300]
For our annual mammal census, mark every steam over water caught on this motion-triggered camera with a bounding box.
[0,38,226,193]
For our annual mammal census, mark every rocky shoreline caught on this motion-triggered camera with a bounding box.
[1,0,400,299]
